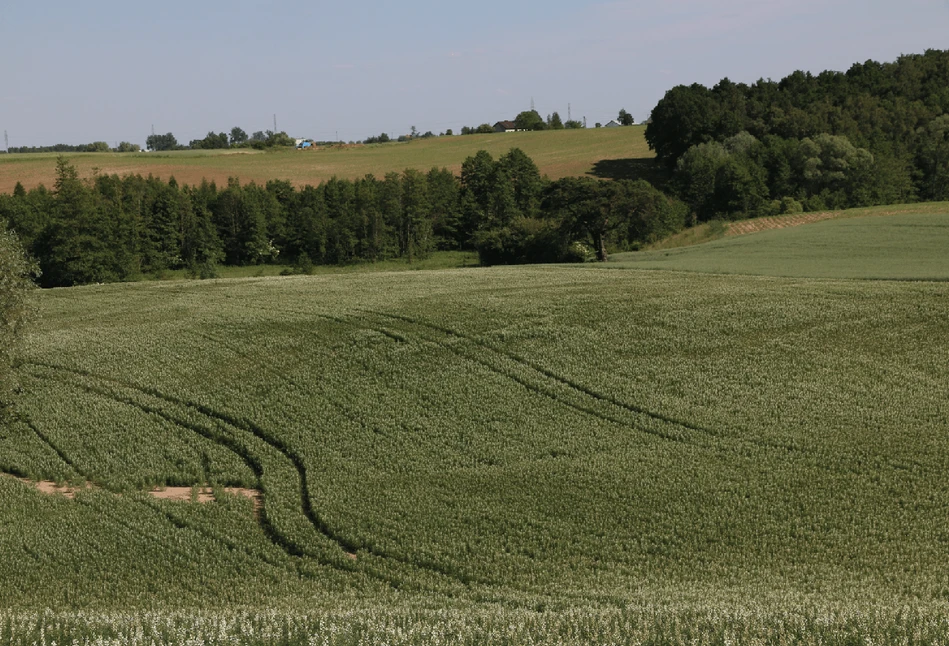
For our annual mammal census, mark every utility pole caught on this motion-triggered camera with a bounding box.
[3,130,7,152]
[274,114,277,132]
[583,116,587,129]
[568,103,571,122]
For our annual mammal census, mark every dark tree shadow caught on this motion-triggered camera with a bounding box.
[588,158,673,191]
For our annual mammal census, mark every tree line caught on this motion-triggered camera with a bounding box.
[148,128,296,151]
[646,49,949,222]
[7,142,141,154]
[5,126,299,155]
[0,151,686,287]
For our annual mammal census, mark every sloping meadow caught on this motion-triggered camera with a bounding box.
[614,210,949,280]
[2,242,948,640]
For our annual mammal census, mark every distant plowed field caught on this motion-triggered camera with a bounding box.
[0,127,651,193]
[726,211,841,235]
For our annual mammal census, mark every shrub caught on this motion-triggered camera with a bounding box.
[0,223,37,410]
[474,218,573,265]
[780,197,804,214]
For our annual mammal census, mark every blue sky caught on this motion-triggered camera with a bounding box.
[2,0,947,147]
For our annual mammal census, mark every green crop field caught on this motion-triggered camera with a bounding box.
[2,208,949,644]
[0,127,652,195]
[618,207,949,279]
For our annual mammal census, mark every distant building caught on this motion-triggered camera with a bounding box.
[493,120,518,133]
[604,119,622,128]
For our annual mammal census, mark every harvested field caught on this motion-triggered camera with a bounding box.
[0,127,652,193]
[726,211,842,235]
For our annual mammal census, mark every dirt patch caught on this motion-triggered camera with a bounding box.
[28,479,91,499]
[3,475,260,510]
[149,486,214,503]
[148,486,262,512]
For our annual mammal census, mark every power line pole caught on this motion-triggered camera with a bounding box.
[583,116,587,129]
[3,130,8,152]
[273,114,277,132]
[530,97,535,112]
[568,103,571,122]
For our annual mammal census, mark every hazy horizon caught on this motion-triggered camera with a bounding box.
[2,0,948,148]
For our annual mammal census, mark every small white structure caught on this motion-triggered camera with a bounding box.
[604,119,622,128]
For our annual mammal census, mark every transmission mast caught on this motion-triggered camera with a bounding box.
[568,103,571,122]
[3,130,7,152]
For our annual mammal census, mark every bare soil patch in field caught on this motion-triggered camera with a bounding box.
[30,479,92,499]
[4,475,260,510]
[150,486,262,512]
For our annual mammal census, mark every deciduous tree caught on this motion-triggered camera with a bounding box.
[515,110,546,131]
[146,132,178,151]
[230,127,248,145]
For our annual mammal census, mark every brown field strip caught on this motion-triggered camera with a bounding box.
[726,212,842,236]
[0,127,652,193]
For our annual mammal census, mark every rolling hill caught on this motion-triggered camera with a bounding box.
[2,207,948,643]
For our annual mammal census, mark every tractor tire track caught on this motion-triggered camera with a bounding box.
[24,360,479,592]
[357,310,923,479]
[24,362,350,564]
[232,301,695,446]
[178,327,494,590]
[352,309,697,446]
[17,412,82,480]
[174,307,523,589]
[359,309,822,458]
[228,301,874,478]
[186,328,381,438]
[12,407,300,578]
[369,310,724,435]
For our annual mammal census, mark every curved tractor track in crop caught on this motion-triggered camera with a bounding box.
[23,361,358,564]
[20,360,483,592]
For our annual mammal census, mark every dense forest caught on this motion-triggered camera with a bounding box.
[647,49,949,221]
[0,152,683,287]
